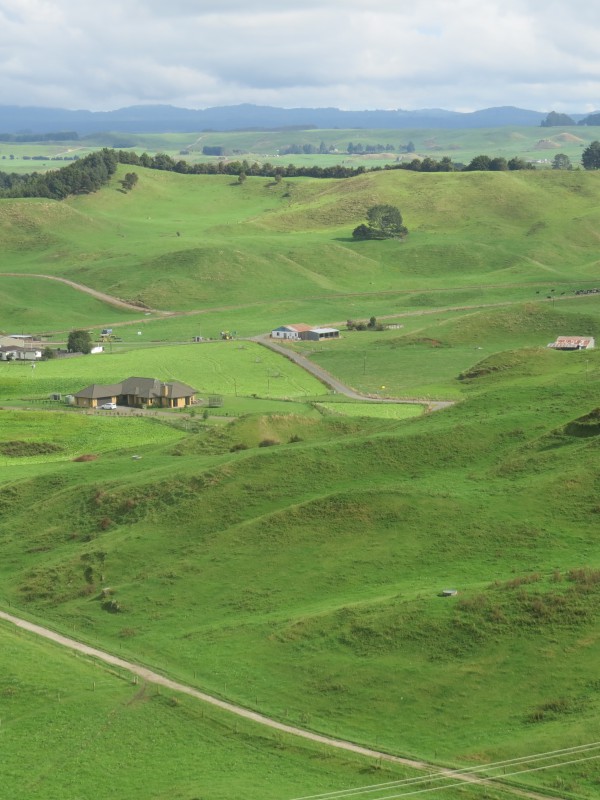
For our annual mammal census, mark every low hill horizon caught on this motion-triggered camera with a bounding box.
[1,102,597,135]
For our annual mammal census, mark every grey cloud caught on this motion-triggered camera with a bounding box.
[0,0,598,111]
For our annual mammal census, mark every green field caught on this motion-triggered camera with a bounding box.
[5,624,462,800]
[2,124,598,171]
[315,401,424,419]
[2,159,600,799]
[0,341,326,401]
[3,161,600,338]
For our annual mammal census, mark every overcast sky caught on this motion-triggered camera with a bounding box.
[0,0,598,112]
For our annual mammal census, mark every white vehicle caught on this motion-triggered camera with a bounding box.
[100,402,117,410]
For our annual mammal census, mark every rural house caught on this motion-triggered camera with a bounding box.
[271,324,313,340]
[0,335,43,361]
[73,376,197,409]
[547,336,595,351]
[271,324,340,341]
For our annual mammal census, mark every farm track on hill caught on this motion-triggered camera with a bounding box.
[0,272,164,313]
[252,334,454,411]
[0,609,563,800]
[1,271,598,328]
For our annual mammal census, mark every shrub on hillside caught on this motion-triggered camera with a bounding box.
[0,440,62,456]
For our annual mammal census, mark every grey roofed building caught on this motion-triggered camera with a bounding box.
[300,327,340,341]
[73,376,197,409]
[271,324,340,341]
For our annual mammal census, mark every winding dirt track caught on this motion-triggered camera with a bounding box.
[0,609,557,800]
[253,334,454,411]
[0,272,163,313]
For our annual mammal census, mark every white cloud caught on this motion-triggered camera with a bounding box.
[0,0,598,111]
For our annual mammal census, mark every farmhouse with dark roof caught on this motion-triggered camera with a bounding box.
[74,376,197,409]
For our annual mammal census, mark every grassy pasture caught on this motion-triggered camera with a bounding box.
[3,157,600,798]
[315,401,424,419]
[2,165,600,325]
[2,624,452,800]
[2,124,599,170]
[2,345,600,799]
[0,275,142,332]
[298,297,600,398]
[0,408,186,467]
[0,341,326,401]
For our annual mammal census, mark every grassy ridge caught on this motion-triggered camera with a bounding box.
[2,344,600,798]
[3,624,450,800]
[1,166,600,324]
[3,161,600,798]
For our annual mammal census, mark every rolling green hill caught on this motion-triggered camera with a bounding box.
[2,165,600,328]
[2,163,600,799]
[4,624,448,800]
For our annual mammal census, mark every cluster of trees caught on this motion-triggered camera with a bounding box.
[120,172,139,191]
[552,153,572,170]
[465,155,534,171]
[0,149,118,199]
[582,141,600,170]
[67,329,92,354]
[279,141,413,155]
[385,155,534,172]
[541,111,576,127]
[280,142,334,155]
[17,155,79,162]
[346,316,384,331]
[115,149,367,179]
[353,205,407,240]
[541,110,600,127]
[347,142,398,153]
[541,109,600,127]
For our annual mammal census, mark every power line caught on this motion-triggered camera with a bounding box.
[289,740,600,800]
[367,753,600,800]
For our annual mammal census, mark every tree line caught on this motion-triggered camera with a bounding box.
[0,148,118,199]
[2,142,600,202]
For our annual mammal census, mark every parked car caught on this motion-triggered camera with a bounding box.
[100,402,117,410]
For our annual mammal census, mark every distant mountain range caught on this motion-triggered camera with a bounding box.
[0,103,595,134]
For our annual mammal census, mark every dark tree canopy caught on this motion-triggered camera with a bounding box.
[67,329,92,354]
[541,111,575,127]
[120,172,138,191]
[0,149,117,199]
[352,204,407,240]
[552,153,572,170]
[578,113,600,126]
[582,141,600,170]
[507,157,534,171]
[466,155,492,171]
[489,157,508,171]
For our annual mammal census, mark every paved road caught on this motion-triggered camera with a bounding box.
[252,334,454,412]
[0,609,558,800]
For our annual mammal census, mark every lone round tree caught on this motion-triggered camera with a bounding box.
[582,141,600,170]
[353,204,407,240]
[67,329,92,354]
